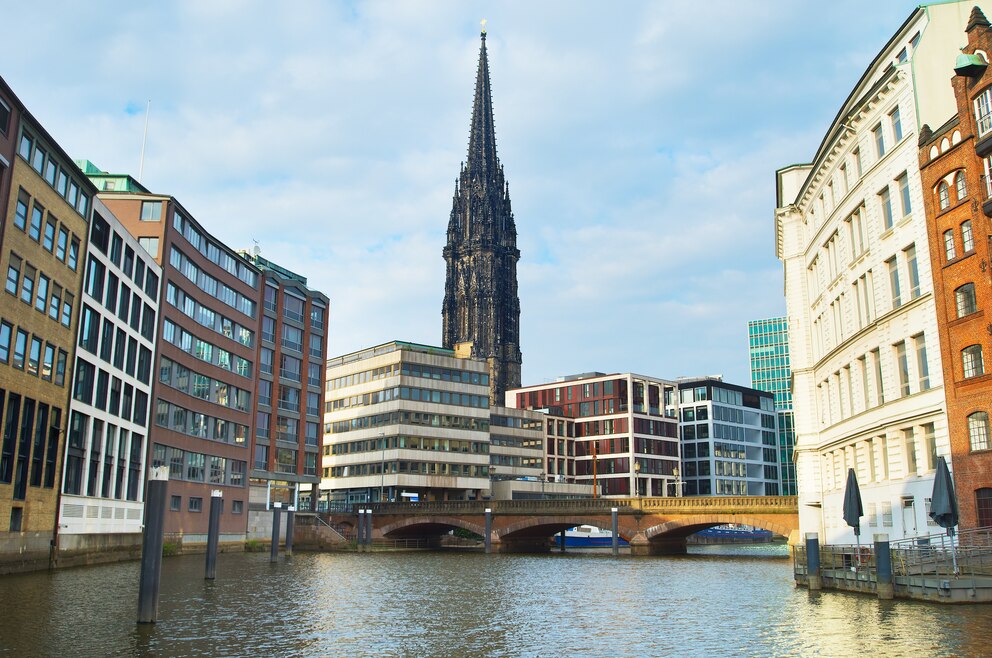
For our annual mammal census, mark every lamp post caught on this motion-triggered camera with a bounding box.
[379,431,385,503]
[490,465,497,500]
[633,460,641,497]
[673,467,682,498]
[539,471,546,499]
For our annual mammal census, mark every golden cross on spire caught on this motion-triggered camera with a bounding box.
[481,18,487,34]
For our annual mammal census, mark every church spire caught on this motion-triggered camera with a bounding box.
[442,23,522,404]
[467,29,499,178]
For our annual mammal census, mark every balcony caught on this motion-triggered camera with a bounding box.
[982,175,992,218]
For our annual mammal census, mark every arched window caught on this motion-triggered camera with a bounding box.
[963,344,985,378]
[944,229,957,261]
[977,488,992,527]
[955,172,967,200]
[962,220,975,252]
[938,181,950,210]
[956,283,977,317]
[970,413,991,451]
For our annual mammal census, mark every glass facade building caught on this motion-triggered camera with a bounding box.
[747,317,796,496]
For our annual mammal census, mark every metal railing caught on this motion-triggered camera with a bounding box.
[793,526,992,580]
[980,174,992,202]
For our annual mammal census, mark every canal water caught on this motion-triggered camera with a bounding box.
[1,545,990,657]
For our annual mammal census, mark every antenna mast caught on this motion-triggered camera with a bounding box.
[138,99,151,182]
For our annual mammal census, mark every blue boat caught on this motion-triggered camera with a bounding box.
[695,524,773,541]
[563,525,629,548]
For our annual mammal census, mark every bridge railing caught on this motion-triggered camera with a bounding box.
[360,496,797,516]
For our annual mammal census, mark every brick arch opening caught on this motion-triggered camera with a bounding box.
[378,515,486,539]
[643,515,794,542]
[499,516,632,541]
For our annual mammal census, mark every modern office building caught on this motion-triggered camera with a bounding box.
[917,6,992,531]
[57,198,161,563]
[90,167,261,547]
[507,373,680,497]
[748,317,797,495]
[321,341,493,505]
[442,28,522,405]
[672,377,780,496]
[774,3,989,543]
[0,76,94,571]
[238,249,327,518]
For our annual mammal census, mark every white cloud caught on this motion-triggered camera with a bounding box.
[3,0,923,386]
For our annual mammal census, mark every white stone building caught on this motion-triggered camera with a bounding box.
[58,198,160,552]
[776,2,992,544]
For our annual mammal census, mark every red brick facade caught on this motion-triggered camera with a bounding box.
[918,8,992,530]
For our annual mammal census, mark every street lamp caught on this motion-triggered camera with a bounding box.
[673,467,682,498]
[539,471,546,499]
[633,460,641,498]
[379,431,385,503]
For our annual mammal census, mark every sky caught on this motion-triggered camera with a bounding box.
[3,0,925,387]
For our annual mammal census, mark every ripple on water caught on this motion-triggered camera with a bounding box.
[0,547,990,657]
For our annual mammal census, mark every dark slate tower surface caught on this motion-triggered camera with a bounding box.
[442,28,522,404]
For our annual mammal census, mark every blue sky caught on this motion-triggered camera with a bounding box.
[4,1,922,387]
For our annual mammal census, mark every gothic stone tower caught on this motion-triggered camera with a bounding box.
[442,28,522,404]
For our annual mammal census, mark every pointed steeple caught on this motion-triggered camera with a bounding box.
[442,24,522,404]
[466,30,500,178]
[967,5,990,32]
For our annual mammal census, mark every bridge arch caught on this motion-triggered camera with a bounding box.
[378,515,486,539]
[643,514,793,542]
[498,516,632,541]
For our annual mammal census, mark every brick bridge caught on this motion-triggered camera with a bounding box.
[322,496,799,555]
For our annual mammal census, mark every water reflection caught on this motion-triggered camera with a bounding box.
[0,547,988,656]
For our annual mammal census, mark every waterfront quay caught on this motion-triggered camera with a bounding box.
[1,547,990,656]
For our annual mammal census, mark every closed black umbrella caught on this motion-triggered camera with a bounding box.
[929,456,959,574]
[842,468,864,570]
[842,468,864,537]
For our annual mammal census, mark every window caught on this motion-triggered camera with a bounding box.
[897,173,911,217]
[14,191,29,230]
[890,106,902,142]
[35,274,48,313]
[188,496,203,512]
[140,201,162,221]
[905,245,920,300]
[963,344,985,379]
[138,237,159,259]
[232,500,243,514]
[18,131,32,160]
[975,87,992,137]
[12,330,27,370]
[5,260,19,295]
[969,412,990,451]
[853,147,863,177]
[0,322,11,363]
[170,495,181,512]
[43,221,55,252]
[56,228,68,261]
[873,123,885,158]
[0,99,8,136]
[962,220,975,253]
[956,172,967,200]
[915,334,930,391]
[944,230,957,261]
[887,257,901,308]
[19,266,34,305]
[938,182,950,210]
[956,283,977,317]
[29,203,43,241]
[895,341,910,397]
[880,187,893,230]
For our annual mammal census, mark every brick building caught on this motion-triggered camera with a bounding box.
[89,167,261,546]
[0,76,94,570]
[918,6,992,530]
[238,249,327,518]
